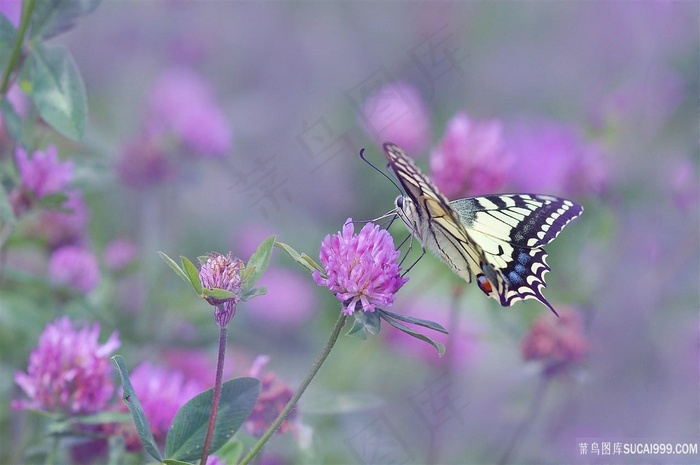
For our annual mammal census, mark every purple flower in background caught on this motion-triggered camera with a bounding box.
[521,309,589,375]
[104,238,138,271]
[37,190,90,249]
[667,158,699,211]
[13,317,120,414]
[115,362,203,451]
[49,246,100,293]
[148,68,232,157]
[313,219,407,315]
[362,82,431,155]
[245,356,297,438]
[16,146,73,199]
[117,138,173,188]
[247,267,315,327]
[507,121,608,197]
[199,252,243,326]
[0,0,21,27]
[429,111,512,198]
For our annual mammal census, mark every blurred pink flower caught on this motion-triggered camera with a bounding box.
[116,362,204,451]
[667,158,699,210]
[148,68,232,157]
[13,317,120,414]
[0,0,21,27]
[362,82,431,155]
[429,111,512,198]
[313,219,408,315]
[36,190,90,248]
[104,238,138,271]
[199,252,243,326]
[117,138,173,188]
[507,121,608,197]
[247,267,315,326]
[49,246,100,293]
[15,145,73,199]
[245,356,297,438]
[521,309,589,375]
[591,69,684,135]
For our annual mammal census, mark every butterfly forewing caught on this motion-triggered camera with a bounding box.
[382,142,583,315]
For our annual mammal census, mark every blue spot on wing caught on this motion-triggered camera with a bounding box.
[508,271,523,284]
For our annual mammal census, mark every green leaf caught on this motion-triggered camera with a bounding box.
[165,378,260,462]
[274,241,318,274]
[0,14,16,73]
[214,439,244,465]
[0,186,16,230]
[241,235,275,294]
[345,310,381,340]
[379,311,445,356]
[162,460,193,465]
[201,287,234,301]
[35,192,69,210]
[158,252,190,285]
[181,256,202,295]
[300,253,324,273]
[0,97,23,144]
[30,0,102,40]
[111,355,163,463]
[240,286,266,302]
[378,308,448,334]
[29,43,86,140]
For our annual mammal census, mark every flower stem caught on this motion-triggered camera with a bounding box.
[238,313,347,465]
[498,375,551,465]
[199,324,228,465]
[0,0,35,96]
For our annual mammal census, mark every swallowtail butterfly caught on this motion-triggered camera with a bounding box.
[383,142,583,316]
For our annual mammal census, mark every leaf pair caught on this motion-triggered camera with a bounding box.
[0,0,99,141]
[112,356,260,463]
[158,235,276,305]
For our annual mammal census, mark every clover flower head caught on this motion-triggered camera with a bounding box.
[199,252,243,326]
[313,219,408,315]
[48,246,101,293]
[245,356,297,438]
[16,145,73,199]
[13,317,120,415]
[430,111,512,198]
[521,309,589,375]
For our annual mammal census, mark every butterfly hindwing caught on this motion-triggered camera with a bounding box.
[382,142,583,315]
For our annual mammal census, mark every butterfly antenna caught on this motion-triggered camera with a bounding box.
[359,148,403,195]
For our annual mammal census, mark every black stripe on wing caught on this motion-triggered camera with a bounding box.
[456,194,583,249]
[482,245,557,314]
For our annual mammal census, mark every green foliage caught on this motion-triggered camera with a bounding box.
[240,235,275,294]
[0,16,16,81]
[346,310,381,340]
[111,355,163,463]
[164,378,260,462]
[28,43,86,140]
[378,309,446,356]
[29,0,102,41]
[274,240,323,274]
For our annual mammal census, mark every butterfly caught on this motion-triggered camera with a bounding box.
[383,142,583,316]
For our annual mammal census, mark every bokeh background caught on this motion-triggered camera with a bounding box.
[1,2,698,464]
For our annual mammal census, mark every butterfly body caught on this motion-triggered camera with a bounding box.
[383,142,583,315]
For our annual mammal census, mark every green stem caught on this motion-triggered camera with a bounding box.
[498,375,551,465]
[0,0,35,95]
[200,325,228,465]
[238,313,347,465]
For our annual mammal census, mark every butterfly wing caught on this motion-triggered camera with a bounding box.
[383,143,484,283]
[382,142,583,315]
[451,195,583,313]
